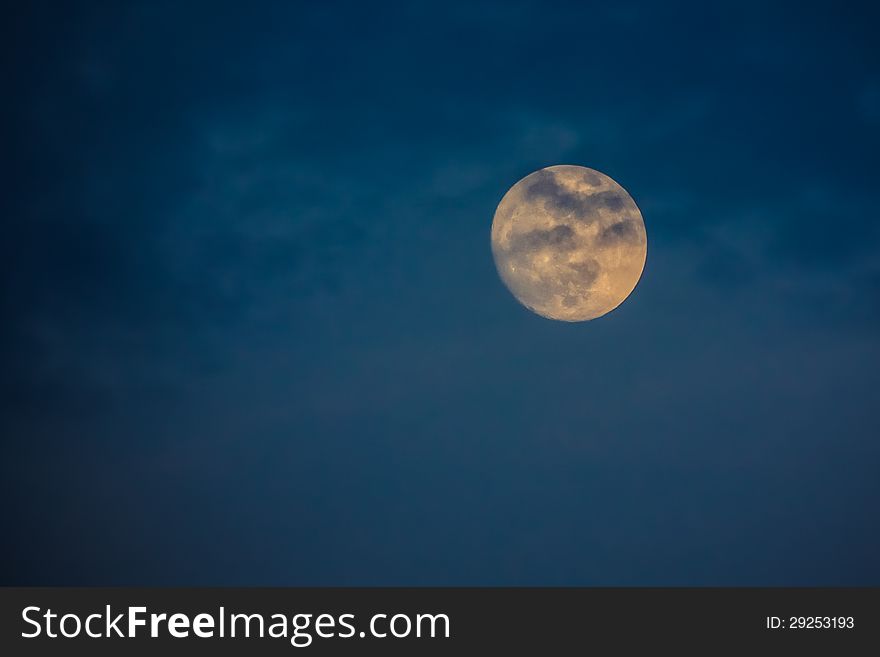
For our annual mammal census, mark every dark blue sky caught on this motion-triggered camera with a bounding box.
[2,0,879,585]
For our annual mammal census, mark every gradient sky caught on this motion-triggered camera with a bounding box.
[2,0,879,585]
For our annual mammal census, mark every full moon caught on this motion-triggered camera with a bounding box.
[491,165,647,321]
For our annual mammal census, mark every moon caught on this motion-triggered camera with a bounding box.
[490,165,647,321]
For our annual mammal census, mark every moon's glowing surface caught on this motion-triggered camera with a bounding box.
[491,165,647,321]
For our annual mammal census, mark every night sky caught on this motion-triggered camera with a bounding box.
[3,0,879,585]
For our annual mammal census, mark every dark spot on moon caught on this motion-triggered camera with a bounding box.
[509,224,577,254]
[524,170,629,223]
[571,259,600,279]
[558,257,600,287]
[583,170,603,186]
[598,219,641,245]
[524,169,563,201]
[602,193,625,212]
[525,171,591,218]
